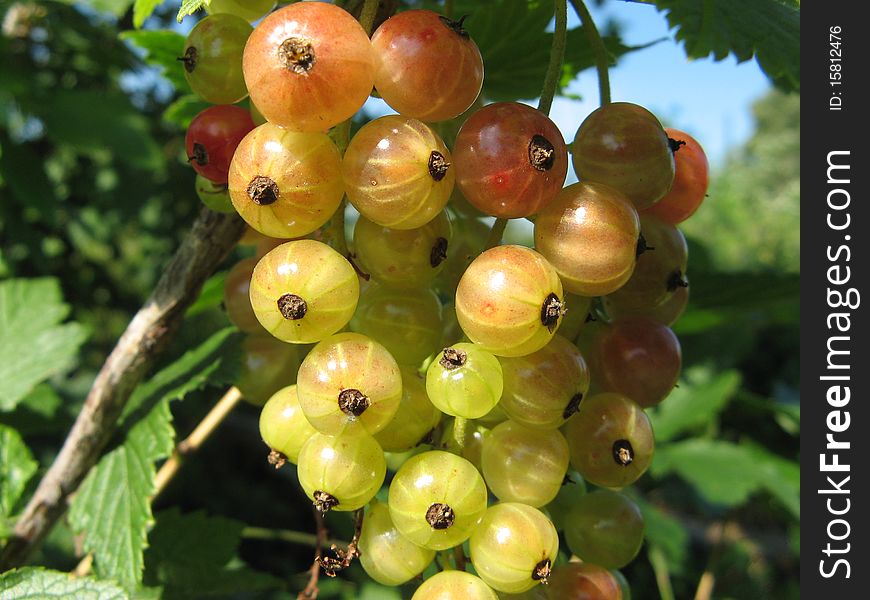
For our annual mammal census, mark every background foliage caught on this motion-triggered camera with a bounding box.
[0,0,799,598]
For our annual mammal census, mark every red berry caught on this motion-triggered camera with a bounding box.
[454,102,568,219]
[185,105,255,184]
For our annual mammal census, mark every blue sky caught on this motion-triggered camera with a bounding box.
[551,1,772,169]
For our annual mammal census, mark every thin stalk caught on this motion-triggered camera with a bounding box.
[298,506,328,600]
[152,386,243,501]
[537,0,568,116]
[444,0,455,19]
[242,527,348,550]
[324,200,349,257]
[359,0,380,35]
[570,0,611,105]
[649,545,677,600]
[452,417,469,452]
[324,116,353,258]
[483,218,508,250]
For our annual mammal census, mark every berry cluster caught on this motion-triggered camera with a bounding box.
[181,3,710,599]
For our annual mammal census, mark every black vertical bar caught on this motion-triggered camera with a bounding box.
[802,2,868,596]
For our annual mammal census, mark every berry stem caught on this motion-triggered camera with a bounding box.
[359,0,380,35]
[570,0,611,105]
[537,0,568,116]
[324,120,353,257]
[453,544,468,571]
[649,545,677,600]
[324,200,349,257]
[452,417,469,452]
[444,0,455,19]
[693,521,725,600]
[152,386,244,501]
[242,527,348,549]
[484,217,508,250]
[299,505,328,599]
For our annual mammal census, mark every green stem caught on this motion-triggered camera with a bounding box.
[327,200,349,256]
[444,0,455,19]
[649,545,676,600]
[537,0,568,116]
[329,119,352,155]
[325,116,353,257]
[570,0,611,105]
[452,417,469,452]
[484,218,508,250]
[242,526,347,549]
[359,0,380,35]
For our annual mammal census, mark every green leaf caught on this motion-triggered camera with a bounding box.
[0,384,65,437]
[672,271,800,335]
[0,278,89,412]
[122,327,241,420]
[651,439,798,515]
[30,91,163,171]
[744,443,800,519]
[144,508,281,598]
[177,0,209,23]
[162,95,212,130]
[434,0,647,102]
[0,137,58,224]
[630,493,689,574]
[56,0,135,18]
[133,0,163,28]
[649,368,741,442]
[0,567,129,599]
[0,425,38,521]
[357,582,403,600]
[185,271,227,318]
[120,30,190,91]
[652,439,758,505]
[131,588,163,600]
[68,328,241,591]
[652,0,800,91]
[69,399,174,591]
[684,272,799,312]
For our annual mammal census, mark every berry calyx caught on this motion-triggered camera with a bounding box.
[529,134,557,171]
[612,439,634,466]
[246,175,279,206]
[426,503,456,530]
[338,388,371,417]
[313,490,340,514]
[277,37,315,74]
[533,558,552,583]
[276,293,307,320]
[439,347,467,369]
[541,292,565,332]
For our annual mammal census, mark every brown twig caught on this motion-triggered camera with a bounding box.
[298,506,329,600]
[316,509,364,577]
[453,544,467,571]
[0,208,246,570]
